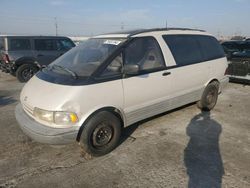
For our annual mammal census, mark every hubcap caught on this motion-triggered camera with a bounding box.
[92,123,113,147]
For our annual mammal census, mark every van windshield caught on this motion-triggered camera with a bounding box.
[49,38,125,77]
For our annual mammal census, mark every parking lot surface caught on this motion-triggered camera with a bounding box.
[0,72,249,188]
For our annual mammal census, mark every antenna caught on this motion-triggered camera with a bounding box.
[54,17,58,36]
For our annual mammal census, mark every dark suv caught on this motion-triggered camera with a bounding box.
[221,41,250,84]
[221,40,250,59]
[0,36,75,82]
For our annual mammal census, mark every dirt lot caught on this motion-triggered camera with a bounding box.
[0,72,249,188]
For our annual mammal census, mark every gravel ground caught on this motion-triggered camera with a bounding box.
[0,72,249,188]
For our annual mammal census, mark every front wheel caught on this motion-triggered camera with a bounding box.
[79,111,122,156]
[197,82,219,111]
[16,64,39,82]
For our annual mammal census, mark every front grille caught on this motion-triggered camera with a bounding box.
[22,102,34,118]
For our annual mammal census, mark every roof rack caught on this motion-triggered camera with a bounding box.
[128,27,206,37]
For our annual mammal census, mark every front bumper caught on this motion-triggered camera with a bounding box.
[15,103,79,145]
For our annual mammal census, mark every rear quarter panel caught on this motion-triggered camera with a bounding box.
[207,57,228,84]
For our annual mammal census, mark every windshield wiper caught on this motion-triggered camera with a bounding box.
[51,65,78,79]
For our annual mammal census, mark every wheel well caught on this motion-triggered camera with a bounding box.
[209,79,219,84]
[207,79,220,92]
[207,79,219,87]
[15,58,38,68]
[76,107,124,142]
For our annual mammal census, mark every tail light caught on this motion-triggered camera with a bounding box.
[2,54,10,63]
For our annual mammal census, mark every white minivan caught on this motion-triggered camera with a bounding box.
[15,28,228,156]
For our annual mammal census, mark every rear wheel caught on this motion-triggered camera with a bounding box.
[80,111,122,156]
[16,64,39,82]
[197,82,219,111]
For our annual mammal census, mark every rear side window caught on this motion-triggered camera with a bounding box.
[35,39,56,51]
[163,35,203,66]
[163,35,225,66]
[198,36,225,61]
[56,39,75,50]
[9,39,31,51]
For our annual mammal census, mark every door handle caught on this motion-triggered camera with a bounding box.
[162,72,171,76]
[37,54,44,57]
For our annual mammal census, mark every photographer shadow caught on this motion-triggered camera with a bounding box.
[184,111,224,188]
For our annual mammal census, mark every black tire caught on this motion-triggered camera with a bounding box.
[80,111,122,156]
[16,64,38,83]
[197,82,219,111]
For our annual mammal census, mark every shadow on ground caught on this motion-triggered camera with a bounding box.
[0,95,17,107]
[184,111,224,188]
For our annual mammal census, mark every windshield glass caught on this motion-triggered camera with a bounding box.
[48,38,125,77]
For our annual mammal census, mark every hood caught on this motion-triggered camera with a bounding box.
[20,75,82,113]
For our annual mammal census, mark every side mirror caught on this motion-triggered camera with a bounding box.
[124,64,139,75]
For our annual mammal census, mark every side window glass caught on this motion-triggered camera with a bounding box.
[10,39,31,50]
[56,39,75,51]
[163,35,203,66]
[35,39,56,51]
[101,53,123,77]
[124,37,165,72]
[197,36,225,60]
[163,35,225,66]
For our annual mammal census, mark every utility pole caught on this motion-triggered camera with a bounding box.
[166,19,168,29]
[54,17,58,36]
[121,22,124,30]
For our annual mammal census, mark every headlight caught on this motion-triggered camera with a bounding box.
[33,108,78,125]
[34,108,53,123]
[54,111,78,125]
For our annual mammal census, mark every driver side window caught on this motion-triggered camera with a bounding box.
[124,37,165,72]
[101,53,123,77]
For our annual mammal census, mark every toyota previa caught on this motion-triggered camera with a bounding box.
[15,28,229,156]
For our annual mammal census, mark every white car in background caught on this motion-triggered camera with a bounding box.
[68,36,89,46]
[15,28,228,156]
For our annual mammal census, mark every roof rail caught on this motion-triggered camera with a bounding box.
[128,27,206,37]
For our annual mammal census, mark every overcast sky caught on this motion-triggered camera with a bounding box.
[0,0,250,37]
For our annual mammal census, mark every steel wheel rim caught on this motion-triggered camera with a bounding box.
[206,88,217,106]
[92,123,113,147]
[22,67,35,81]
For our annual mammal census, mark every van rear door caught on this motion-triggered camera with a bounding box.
[162,35,210,100]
